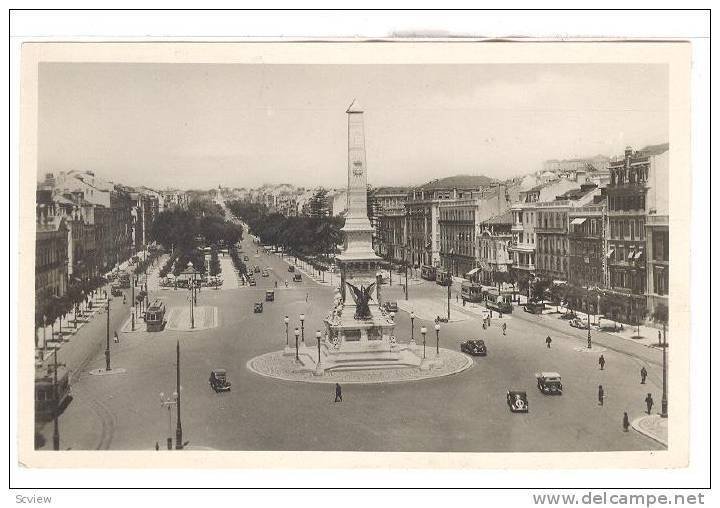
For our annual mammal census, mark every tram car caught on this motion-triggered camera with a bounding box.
[420,265,437,281]
[145,299,167,332]
[35,368,71,422]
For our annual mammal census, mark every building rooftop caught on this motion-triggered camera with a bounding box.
[481,210,513,226]
[417,174,495,191]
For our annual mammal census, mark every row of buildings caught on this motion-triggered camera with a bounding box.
[372,144,669,324]
[35,170,189,310]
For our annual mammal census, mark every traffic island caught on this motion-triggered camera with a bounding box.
[164,306,219,332]
[573,345,608,353]
[631,414,668,447]
[88,367,127,376]
[247,347,472,384]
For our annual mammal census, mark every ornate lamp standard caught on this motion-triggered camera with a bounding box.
[410,311,416,346]
[294,327,300,363]
[299,313,305,346]
[434,323,440,356]
[181,262,199,329]
[104,299,111,371]
[314,330,324,376]
[159,390,178,450]
[174,340,183,449]
[420,326,427,360]
[284,316,290,354]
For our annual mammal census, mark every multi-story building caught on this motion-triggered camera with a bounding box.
[568,198,607,292]
[535,183,600,282]
[35,213,68,307]
[509,204,537,285]
[644,144,669,318]
[604,144,668,323]
[373,187,408,262]
[477,211,513,285]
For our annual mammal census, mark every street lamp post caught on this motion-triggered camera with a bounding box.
[410,311,415,346]
[51,349,65,451]
[105,299,111,371]
[585,287,592,349]
[420,326,427,360]
[131,276,136,331]
[284,316,289,347]
[175,340,183,450]
[661,321,668,418]
[315,330,322,369]
[435,323,440,356]
[300,313,305,346]
[294,328,300,363]
[160,391,177,450]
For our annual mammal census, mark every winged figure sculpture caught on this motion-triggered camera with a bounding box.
[345,281,376,320]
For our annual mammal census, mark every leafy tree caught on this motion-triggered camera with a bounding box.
[309,188,330,218]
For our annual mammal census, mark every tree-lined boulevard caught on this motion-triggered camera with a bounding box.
[36,208,666,452]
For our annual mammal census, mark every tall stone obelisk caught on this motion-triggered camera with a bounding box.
[339,99,380,259]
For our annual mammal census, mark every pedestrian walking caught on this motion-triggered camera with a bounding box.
[306,292,309,302]
[462,299,466,307]
[545,335,552,348]
[114,331,119,344]
[502,322,507,336]
[645,393,654,414]
[334,383,343,403]
[622,412,630,432]
[455,294,459,303]
[155,441,160,451]
[123,295,127,304]
[274,281,278,288]
[657,330,662,345]
[598,385,605,406]
[598,354,606,370]
[285,280,288,287]
[640,366,648,384]
[482,321,487,330]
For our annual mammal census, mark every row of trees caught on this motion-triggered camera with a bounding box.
[209,248,221,277]
[229,245,248,276]
[226,200,343,260]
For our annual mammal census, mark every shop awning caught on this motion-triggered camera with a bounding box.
[570,217,587,225]
[466,267,480,276]
[606,249,615,259]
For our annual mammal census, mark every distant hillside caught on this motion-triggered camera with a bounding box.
[418,174,496,190]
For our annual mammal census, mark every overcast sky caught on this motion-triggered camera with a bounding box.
[38,63,668,190]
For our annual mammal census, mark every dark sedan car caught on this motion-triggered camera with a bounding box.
[460,339,487,356]
[506,390,529,412]
[383,301,399,313]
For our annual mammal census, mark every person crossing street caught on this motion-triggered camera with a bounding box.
[598,385,605,406]
[598,354,606,370]
[334,383,343,403]
[545,336,552,349]
[640,366,648,384]
[622,412,630,432]
[502,322,507,336]
[645,393,654,414]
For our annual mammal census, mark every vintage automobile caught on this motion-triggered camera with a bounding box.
[293,273,302,282]
[506,390,529,412]
[288,265,296,273]
[460,339,487,356]
[253,265,261,273]
[569,317,588,329]
[110,285,123,297]
[261,269,269,277]
[208,369,231,392]
[536,372,563,395]
[265,290,275,302]
[383,301,398,313]
[523,302,545,314]
[248,277,256,286]
[243,255,249,261]
[559,311,578,320]
[254,302,263,313]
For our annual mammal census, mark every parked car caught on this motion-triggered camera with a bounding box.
[506,390,529,412]
[460,339,487,356]
[254,265,260,273]
[248,278,256,286]
[523,302,545,314]
[110,286,123,297]
[254,302,263,313]
[559,311,578,320]
[536,372,563,395]
[293,274,302,282]
[208,369,231,392]
[569,317,587,329]
[383,301,398,313]
[265,289,275,302]
[261,269,269,277]
[288,265,295,273]
[243,255,249,261]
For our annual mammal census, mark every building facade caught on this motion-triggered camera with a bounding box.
[438,199,477,277]
[35,215,68,307]
[477,211,513,285]
[568,201,607,291]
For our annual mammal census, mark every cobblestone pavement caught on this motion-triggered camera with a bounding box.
[632,414,668,446]
[248,347,472,384]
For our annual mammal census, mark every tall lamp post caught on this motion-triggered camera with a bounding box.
[159,390,178,450]
[410,311,416,346]
[51,349,65,451]
[175,340,183,450]
[420,326,427,360]
[299,313,305,347]
[182,261,199,329]
[105,299,111,371]
[131,275,136,331]
[284,316,290,351]
[434,323,440,356]
[314,330,323,375]
[661,319,668,418]
[294,328,300,363]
